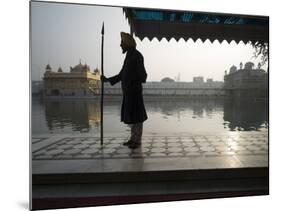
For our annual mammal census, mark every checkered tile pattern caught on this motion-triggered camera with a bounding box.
[32,137,48,144]
[32,134,268,160]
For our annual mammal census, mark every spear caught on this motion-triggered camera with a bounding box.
[100,22,104,146]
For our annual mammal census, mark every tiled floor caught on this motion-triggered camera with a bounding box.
[32,133,268,160]
[32,137,48,144]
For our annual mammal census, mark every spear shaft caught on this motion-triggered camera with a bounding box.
[100,22,104,145]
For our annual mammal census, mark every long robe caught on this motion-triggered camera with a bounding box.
[108,48,148,124]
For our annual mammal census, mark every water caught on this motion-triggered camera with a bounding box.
[32,97,268,136]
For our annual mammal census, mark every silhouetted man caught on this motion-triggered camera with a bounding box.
[101,32,148,149]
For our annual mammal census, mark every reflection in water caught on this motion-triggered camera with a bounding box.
[32,97,268,135]
[223,98,268,131]
[44,100,100,133]
[144,98,223,119]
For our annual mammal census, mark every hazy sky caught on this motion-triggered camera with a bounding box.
[31,1,267,82]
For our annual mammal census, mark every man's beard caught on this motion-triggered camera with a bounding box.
[122,48,127,54]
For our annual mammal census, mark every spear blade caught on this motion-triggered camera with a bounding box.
[101,22,104,35]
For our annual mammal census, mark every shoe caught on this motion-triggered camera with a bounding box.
[123,140,133,146]
[128,142,141,149]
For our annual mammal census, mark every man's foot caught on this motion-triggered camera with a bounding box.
[123,140,133,146]
[128,142,141,149]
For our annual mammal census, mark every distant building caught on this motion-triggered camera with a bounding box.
[161,77,175,82]
[43,62,100,97]
[224,62,268,98]
[193,76,204,83]
[103,78,224,96]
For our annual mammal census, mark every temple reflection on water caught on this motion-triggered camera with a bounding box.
[40,98,267,133]
[223,98,268,131]
[45,100,101,132]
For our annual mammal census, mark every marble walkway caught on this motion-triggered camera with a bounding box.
[32,133,268,160]
[32,132,268,174]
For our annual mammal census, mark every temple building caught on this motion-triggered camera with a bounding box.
[224,62,268,98]
[43,62,100,97]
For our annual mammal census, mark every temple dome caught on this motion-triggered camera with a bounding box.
[46,64,52,70]
[70,62,90,73]
[245,62,255,70]
[161,77,175,82]
[93,68,100,74]
[229,65,237,74]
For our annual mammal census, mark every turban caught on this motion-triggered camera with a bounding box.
[120,32,136,48]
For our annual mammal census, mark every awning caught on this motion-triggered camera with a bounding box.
[123,8,269,44]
